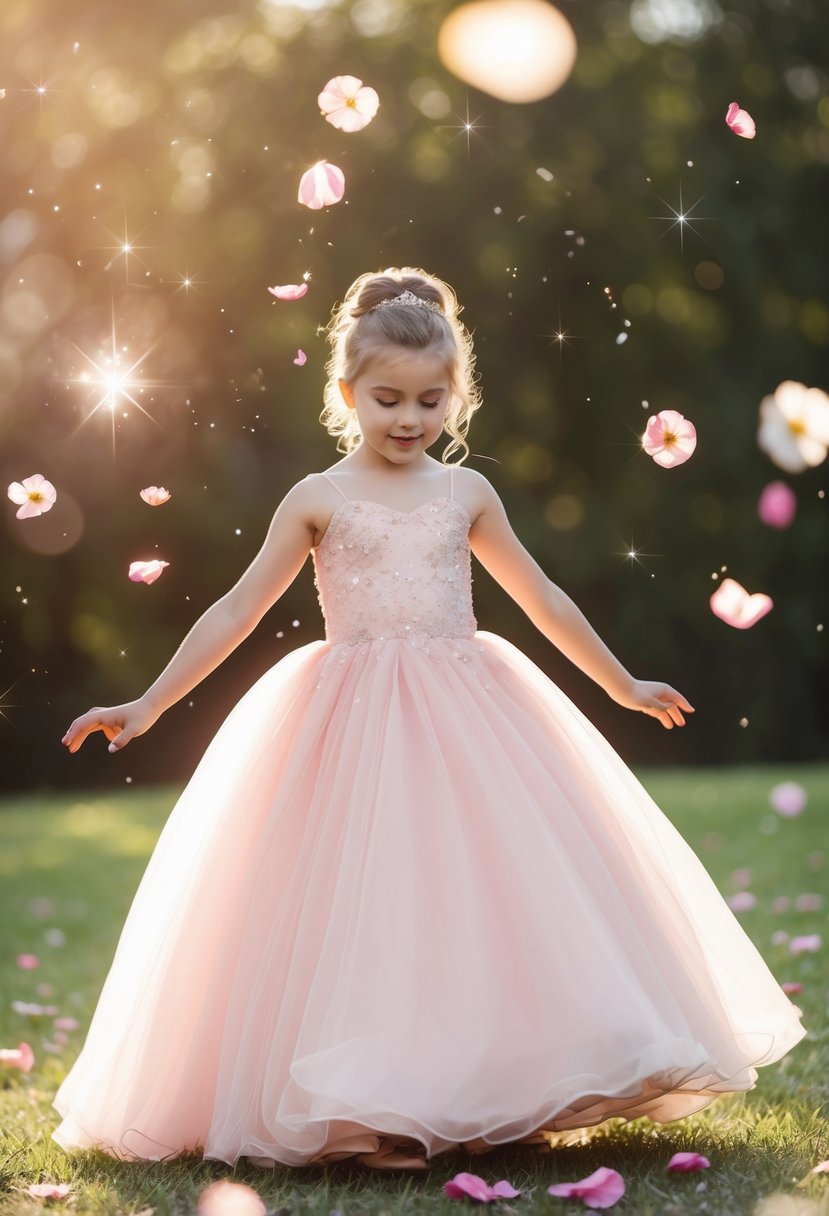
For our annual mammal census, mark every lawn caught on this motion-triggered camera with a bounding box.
[1,766,828,1216]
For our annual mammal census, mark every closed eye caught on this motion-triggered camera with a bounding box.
[376,399,440,408]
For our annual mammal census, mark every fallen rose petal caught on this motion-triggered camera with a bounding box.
[547,1166,625,1209]
[444,1172,498,1201]
[29,896,54,919]
[812,1160,829,1174]
[139,486,171,506]
[771,930,790,947]
[727,891,757,912]
[0,1042,34,1071]
[667,1151,710,1171]
[490,1180,522,1198]
[709,578,772,629]
[757,481,796,529]
[7,474,57,519]
[790,934,822,955]
[16,954,39,970]
[53,1017,79,1030]
[293,349,307,366]
[725,101,756,138]
[318,74,380,132]
[769,781,807,817]
[268,283,309,301]
[781,981,803,995]
[196,1179,267,1215]
[730,866,752,889]
[795,893,822,912]
[129,560,169,585]
[642,409,697,468]
[297,160,345,210]
[771,897,791,914]
[26,1183,73,1200]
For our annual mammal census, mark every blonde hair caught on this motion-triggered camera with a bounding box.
[320,266,481,462]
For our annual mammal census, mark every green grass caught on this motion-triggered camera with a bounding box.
[1,766,828,1215]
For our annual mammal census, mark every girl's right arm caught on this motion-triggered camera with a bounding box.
[62,478,321,755]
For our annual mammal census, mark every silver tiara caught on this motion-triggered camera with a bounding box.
[370,290,442,314]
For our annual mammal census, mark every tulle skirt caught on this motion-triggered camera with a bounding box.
[51,632,806,1166]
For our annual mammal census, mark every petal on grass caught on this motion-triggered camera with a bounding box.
[666,1151,710,1171]
[547,1167,625,1209]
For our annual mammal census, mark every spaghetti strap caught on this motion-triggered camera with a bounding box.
[320,471,348,502]
[448,464,454,501]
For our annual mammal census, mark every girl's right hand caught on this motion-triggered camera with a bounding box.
[61,698,162,755]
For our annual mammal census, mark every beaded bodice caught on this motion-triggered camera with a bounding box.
[311,473,477,648]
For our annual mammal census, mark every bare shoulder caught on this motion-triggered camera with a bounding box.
[452,465,503,527]
[287,470,350,548]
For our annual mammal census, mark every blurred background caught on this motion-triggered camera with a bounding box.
[1,0,827,793]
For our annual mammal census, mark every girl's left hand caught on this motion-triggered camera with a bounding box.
[611,680,695,729]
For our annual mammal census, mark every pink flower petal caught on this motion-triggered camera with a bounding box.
[771,897,791,914]
[297,160,345,210]
[268,283,309,301]
[26,1183,73,1201]
[444,1172,499,1201]
[667,1152,710,1171]
[318,75,380,132]
[725,101,756,139]
[7,474,57,518]
[293,349,307,366]
[547,1167,625,1209]
[0,1042,34,1071]
[196,1180,267,1215]
[53,1016,79,1030]
[789,934,822,955]
[757,481,796,529]
[139,486,171,506]
[709,578,773,629]
[490,1180,522,1198]
[16,953,39,969]
[128,559,169,585]
[642,410,697,468]
[781,981,803,995]
[727,891,757,912]
[769,781,807,816]
[795,893,822,912]
[812,1160,829,1174]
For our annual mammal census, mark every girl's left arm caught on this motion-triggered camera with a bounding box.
[467,473,694,730]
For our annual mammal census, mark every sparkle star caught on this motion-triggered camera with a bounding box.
[94,213,154,283]
[438,98,488,158]
[649,182,713,253]
[614,538,659,570]
[66,302,168,455]
[541,306,583,362]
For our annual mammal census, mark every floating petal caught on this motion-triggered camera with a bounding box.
[140,486,171,506]
[268,283,309,301]
[129,560,169,585]
[709,578,772,629]
[757,481,796,529]
[297,161,345,210]
[725,101,756,139]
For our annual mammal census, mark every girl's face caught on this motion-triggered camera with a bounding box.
[339,345,451,465]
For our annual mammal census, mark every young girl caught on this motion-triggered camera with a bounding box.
[53,267,806,1174]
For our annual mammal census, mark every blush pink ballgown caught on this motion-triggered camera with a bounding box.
[52,465,806,1169]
